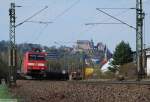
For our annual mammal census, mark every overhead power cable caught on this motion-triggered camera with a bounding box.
[25,20,53,24]
[53,0,81,21]
[96,8,136,30]
[96,8,136,10]
[24,0,81,44]
[32,24,49,43]
[39,0,81,44]
[15,6,48,27]
[85,23,122,25]
[80,8,131,40]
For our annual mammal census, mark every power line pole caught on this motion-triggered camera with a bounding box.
[8,3,49,86]
[136,0,145,80]
[87,1,145,80]
[8,3,17,86]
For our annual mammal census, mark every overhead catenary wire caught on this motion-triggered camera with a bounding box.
[18,0,58,44]
[82,8,137,55]
[25,0,81,45]
[35,0,81,45]
[84,7,135,25]
[85,23,123,25]
[53,0,81,21]
[96,8,136,10]
[77,8,132,40]
[25,20,53,25]
[28,23,49,43]
[96,8,136,30]
[15,6,48,27]
[85,8,135,26]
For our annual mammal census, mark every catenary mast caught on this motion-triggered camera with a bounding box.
[136,0,145,80]
[9,3,17,86]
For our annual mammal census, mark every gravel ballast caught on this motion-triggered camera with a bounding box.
[10,80,150,102]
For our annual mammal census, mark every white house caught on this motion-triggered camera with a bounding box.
[101,58,113,72]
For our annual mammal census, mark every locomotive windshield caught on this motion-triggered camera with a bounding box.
[29,54,45,60]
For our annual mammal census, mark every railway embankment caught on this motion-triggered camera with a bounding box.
[10,80,150,102]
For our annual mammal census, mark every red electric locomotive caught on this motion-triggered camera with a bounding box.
[22,48,47,77]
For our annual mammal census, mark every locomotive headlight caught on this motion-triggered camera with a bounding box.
[62,70,66,74]
[38,63,45,66]
[28,63,34,66]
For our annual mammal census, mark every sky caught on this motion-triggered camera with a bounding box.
[0,0,150,52]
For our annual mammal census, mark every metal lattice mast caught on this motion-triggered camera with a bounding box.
[136,0,145,80]
[9,3,17,86]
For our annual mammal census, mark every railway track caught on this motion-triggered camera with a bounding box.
[17,72,150,85]
[70,79,150,85]
[18,78,150,85]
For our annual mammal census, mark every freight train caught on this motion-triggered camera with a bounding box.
[19,48,94,80]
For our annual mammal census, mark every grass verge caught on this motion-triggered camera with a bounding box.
[0,84,12,99]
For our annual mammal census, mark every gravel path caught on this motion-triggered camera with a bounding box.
[10,80,150,102]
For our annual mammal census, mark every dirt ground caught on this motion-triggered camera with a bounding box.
[10,80,150,102]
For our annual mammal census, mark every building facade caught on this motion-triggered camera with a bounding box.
[146,48,150,76]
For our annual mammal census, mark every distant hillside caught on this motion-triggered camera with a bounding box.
[0,40,112,67]
[0,40,9,52]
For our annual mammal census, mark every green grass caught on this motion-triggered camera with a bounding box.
[0,85,12,99]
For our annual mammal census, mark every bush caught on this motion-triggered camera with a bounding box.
[92,68,115,79]
[102,71,116,79]
[118,63,137,79]
[0,58,9,83]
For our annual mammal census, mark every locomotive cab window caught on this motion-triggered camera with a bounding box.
[37,55,45,60]
[28,54,45,60]
[29,54,36,60]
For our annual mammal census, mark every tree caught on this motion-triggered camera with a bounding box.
[0,56,9,82]
[109,41,133,72]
